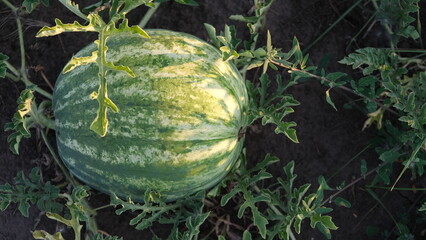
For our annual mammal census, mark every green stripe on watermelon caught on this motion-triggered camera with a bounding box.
[54,29,248,201]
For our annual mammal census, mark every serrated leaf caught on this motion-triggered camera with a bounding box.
[104,60,136,77]
[362,107,385,130]
[204,23,220,48]
[220,187,241,206]
[293,217,302,234]
[252,208,268,238]
[0,200,11,211]
[33,230,65,240]
[106,19,150,38]
[185,212,209,235]
[22,0,49,13]
[46,212,72,226]
[4,90,35,154]
[63,51,98,73]
[310,214,338,230]
[0,53,9,78]
[36,17,97,37]
[379,148,400,163]
[18,200,30,217]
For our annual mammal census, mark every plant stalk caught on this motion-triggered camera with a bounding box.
[40,129,77,186]
[138,2,161,28]
[2,1,53,99]
[5,61,20,76]
[391,137,426,190]
[321,165,380,206]
[1,0,17,11]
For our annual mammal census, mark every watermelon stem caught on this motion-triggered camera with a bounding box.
[138,1,161,28]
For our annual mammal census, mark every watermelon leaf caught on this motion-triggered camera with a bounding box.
[22,0,49,13]
[33,230,65,240]
[111,190,206,239]
[105,18,150,38]
[0,53,9,78]
[0,168,62,216]
[247,74,300,143]
[36,16,98,37]
[4,90,35,154]
[63,51,98,73]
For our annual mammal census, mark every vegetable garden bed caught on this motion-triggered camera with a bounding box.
[1,0,425,239]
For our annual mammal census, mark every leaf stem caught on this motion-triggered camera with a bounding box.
[252,184,283,216]
[391,137,426,190]
[3,2,53,99]
[138,2,161,28]
[57,0,88,21]
[92,204,114,212]
[5,60,20,76]
[1,0,17,11]
[40,129,77,186]
[321,165,380,206]
[5,72,19,82]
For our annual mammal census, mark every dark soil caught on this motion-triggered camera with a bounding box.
[1,0,425,239]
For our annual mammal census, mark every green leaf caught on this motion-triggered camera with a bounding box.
[18,200,30,217]
[0,53,9,78]
[293,217,302,234]
[252,207,268,238]
[4,89,35,154]
[379,149,400,163]
[310,214,338,230]
[0,200,11,211]
[333,197,351,208]
[46,212,72,226]
[204,23,220,48]
[361,159,367,175]
[242,230,252,240]
[22,0,49,13]
[184,212,209,236]
[419,202,426,211]
[325,89,337,111]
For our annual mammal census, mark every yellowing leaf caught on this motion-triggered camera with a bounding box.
[63,51,98,73]
[362,107,385,130]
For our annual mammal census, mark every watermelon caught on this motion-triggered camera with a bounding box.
[53,29,249,201]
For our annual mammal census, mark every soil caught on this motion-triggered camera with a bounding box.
[1,0,425,239]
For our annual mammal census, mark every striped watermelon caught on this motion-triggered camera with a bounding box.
[53,29,249,201]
